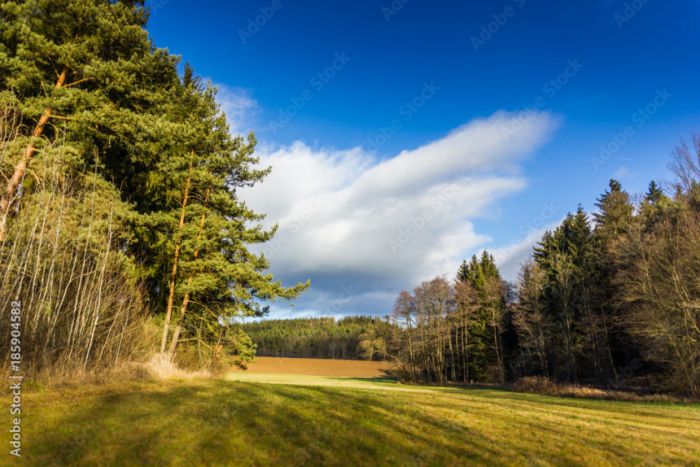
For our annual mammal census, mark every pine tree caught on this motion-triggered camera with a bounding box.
[512,261,549,376]
[458,251,505,382]
[0,0,180,240]
[592,179,636,380]
[594,179,634,236]
[149,69,309,358]
[456,259,469,283]
[533,211,593,381]
[645,181,664,204]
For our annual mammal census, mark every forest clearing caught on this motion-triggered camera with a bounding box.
[6,358,700,466]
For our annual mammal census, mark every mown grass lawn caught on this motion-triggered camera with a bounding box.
[6,377,700,466]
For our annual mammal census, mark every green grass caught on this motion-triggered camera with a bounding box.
[6,374,700,466]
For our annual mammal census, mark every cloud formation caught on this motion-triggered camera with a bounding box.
[241,111,559,317]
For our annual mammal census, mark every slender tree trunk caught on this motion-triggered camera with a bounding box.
[168,189,209,357]
[446,315,457,382]
[601,310,618,380]
[537,325,548,375]
[492,308,504,383]
[464,320,470,383]
[462,313,469,383]
[565,315,575,382]
[0,68,67,242]
[160,153,194,353]
[405,315,417,381]
[419,316,429,382]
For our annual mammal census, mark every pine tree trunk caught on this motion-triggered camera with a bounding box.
[0,68,67,242]
[160,154,194,353]
[168,189,209,358]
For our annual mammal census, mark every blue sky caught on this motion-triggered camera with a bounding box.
[147,0,700,318]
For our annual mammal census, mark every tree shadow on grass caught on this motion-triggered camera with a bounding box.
[26,379,700,466]
[326,376,398,384]
[24,380,509,466]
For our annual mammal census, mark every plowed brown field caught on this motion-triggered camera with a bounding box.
[238,356,393,378]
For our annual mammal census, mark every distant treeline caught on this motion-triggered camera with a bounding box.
[242,317,394,360]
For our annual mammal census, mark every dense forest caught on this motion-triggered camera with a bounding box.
[363,149,700,396]
[242,317,394,360]
[0,0,307,375]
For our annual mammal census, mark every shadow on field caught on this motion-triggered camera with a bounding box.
[24,379,700,466]
[25,380,498,466]
[327,376,398,384]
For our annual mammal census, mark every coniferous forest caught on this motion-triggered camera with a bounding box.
[369,161,700,397]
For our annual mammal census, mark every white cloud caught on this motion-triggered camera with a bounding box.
[215,84,258,136]
[242,111,559,316]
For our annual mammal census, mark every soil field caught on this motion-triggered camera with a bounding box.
[235,356,394,378]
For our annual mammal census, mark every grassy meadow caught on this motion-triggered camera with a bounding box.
[6,361,700,466]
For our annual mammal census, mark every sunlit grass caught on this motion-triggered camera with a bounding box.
[8,376,700,466]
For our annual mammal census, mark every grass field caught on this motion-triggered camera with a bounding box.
[5,358,700,466]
